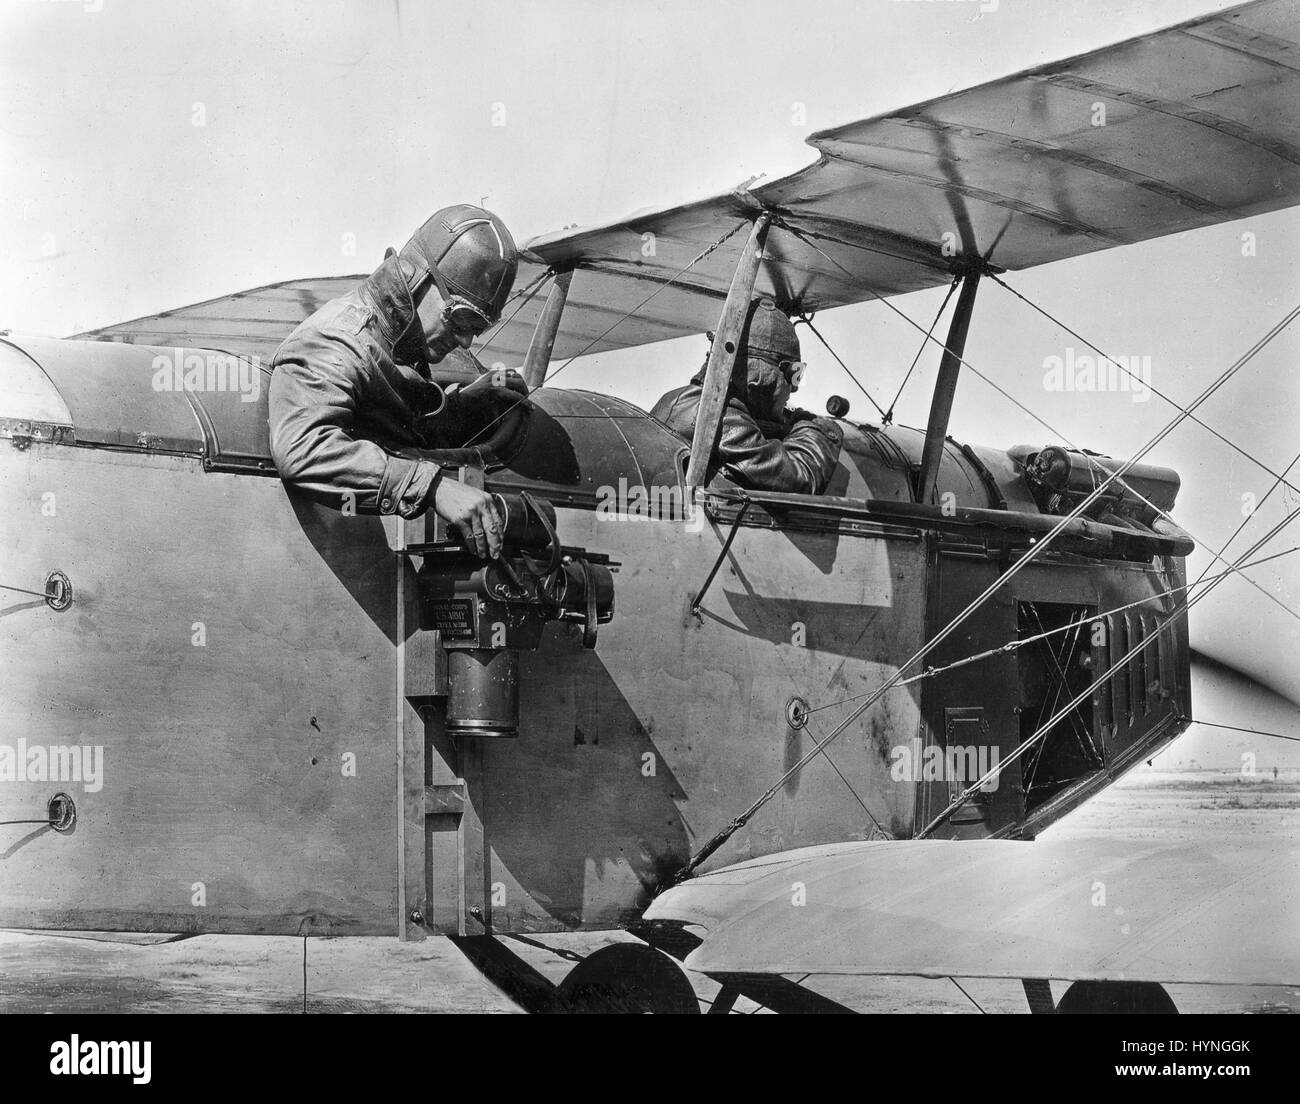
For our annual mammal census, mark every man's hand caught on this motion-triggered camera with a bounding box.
[431,478,503,559]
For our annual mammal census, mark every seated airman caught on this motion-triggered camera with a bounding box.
[651,298,842,494]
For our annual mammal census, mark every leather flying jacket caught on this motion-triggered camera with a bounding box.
[269,251,457,518]
[650,384,843,495]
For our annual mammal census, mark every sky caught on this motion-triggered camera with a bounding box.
[2,0,1298,708]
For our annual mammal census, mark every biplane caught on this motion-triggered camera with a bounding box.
[3,0,1299,1013]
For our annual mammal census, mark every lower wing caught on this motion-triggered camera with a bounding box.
[644,837,1298,987]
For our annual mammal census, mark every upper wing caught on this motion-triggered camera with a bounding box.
[78,0,1300,364]
[643,837,1300,986]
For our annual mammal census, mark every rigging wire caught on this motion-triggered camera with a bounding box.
[780,224,1300,625]
[762,613,889,834]
[498,264,555,312]
[885,275,960,424]
[0,582,56,600]
[794,314,888,421]
[675,409,1277,884]
[917,503,1300,837]
[1186,720,1300,745]
[1189,451,1300,594]
[458,220,750,450]
[544,219,750,382]
[673,242,1300,877]
[799,544,1299,719]
[785,278,1299,627]
[476,266,554,350]
[988,271,1300,501]
[418,213,1297,858]
[1021,605,1096,793]
[777,542,1293,839]
[978,270,1300,622]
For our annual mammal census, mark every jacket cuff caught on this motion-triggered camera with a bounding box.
[378,458,443,519]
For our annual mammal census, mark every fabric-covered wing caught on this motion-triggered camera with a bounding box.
[70,271,551,366]
[78,0,1300,367]
[74,275,367,364]
[643,838,1300,986]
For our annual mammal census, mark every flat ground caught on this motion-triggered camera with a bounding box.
[2,769,1296,1013]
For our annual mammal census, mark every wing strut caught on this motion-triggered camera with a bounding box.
[916,268,980,503]
[684,213,772,495]
[521,269,574,390]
